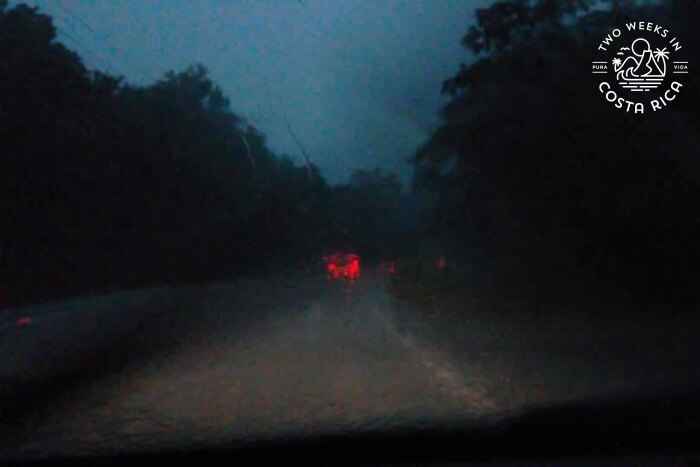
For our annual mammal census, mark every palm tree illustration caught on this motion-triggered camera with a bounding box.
[652,47,669,76]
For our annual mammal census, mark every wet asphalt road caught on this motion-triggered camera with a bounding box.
[0,274,498,459]
[1,273,699,460]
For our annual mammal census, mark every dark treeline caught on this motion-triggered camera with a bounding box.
[4,0,700,311]
[411,0,700,305]
[0,1,411,309]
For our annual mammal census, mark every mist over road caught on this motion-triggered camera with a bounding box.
[2,273,699,460]
[0,274,497,459]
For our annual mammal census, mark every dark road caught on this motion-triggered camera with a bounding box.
[1,273,699,460]
[0,275,496,459]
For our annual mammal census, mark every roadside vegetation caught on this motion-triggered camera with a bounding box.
[0,1,412,310]
[395,0,700,317]
[3,0,699,315]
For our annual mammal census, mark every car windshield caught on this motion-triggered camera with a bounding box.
[2,0,700,462]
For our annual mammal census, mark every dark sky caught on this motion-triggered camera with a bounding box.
[16,0,488,184]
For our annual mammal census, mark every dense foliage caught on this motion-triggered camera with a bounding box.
[4,0,699,310]
[0,1,410,308]
[411,0,700,303]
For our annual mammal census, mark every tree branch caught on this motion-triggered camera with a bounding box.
[260,73,313,180]
[283,114,313,180]
[241,133,255,166]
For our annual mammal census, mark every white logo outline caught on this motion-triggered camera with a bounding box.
[592,21,689,114]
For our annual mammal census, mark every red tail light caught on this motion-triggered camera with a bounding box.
[323,252,361,282]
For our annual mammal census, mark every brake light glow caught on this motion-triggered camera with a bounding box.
[323,252,361,282]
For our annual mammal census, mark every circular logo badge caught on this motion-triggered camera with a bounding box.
[592,21,690,114]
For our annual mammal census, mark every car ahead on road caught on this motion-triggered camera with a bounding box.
[322,252,361,282]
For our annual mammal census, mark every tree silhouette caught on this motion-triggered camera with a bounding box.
[413,0,700,303]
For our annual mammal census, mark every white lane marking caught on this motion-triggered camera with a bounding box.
[373,306,496,411]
